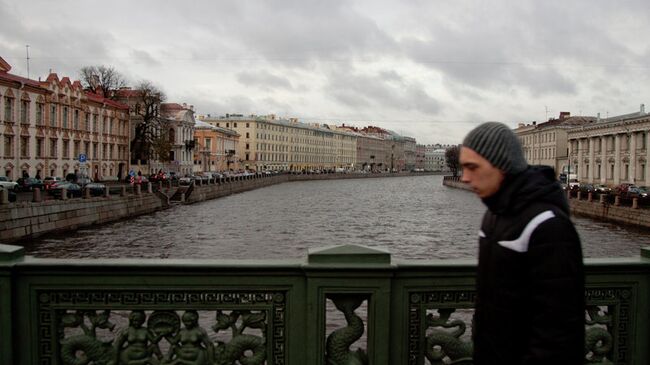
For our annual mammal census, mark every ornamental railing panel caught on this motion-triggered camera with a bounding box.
[0,244,648,365]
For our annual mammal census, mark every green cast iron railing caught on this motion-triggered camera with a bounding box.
[1,243,649,364]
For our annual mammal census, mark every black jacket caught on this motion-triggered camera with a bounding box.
[473,166,585,365]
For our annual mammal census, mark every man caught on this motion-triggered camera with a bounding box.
[460,122,584,364]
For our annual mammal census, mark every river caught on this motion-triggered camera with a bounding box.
[20,175,650,260]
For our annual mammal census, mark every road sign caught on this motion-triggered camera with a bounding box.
[79,154,87,163]
[129,170,135,177]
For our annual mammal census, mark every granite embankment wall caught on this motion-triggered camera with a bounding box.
[442,176,650,229]
[187,172,432,203]
[0,192,164,243]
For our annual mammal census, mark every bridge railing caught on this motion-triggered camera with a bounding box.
[1,243,649,365]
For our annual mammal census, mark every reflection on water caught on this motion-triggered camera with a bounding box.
[20,175,650,259]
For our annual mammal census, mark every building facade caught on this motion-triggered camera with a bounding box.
[158,103,196,176]
[515,113,595,176]
[193,120,240,173]
[0,57,129,181]
[567,105,649,186]
[199,114,357,172]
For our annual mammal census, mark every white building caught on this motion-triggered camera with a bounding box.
[567,105,649,186]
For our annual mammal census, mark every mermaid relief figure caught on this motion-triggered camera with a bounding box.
[164,310,214,365]
[113,310,162,365]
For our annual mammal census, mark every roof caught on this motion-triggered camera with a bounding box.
[194,120,239,136]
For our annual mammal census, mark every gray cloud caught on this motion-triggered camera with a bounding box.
[326,68,441,115]
[236,70,294,91]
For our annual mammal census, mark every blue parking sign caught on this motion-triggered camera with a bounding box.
[129,170,135,177]
[79,154,87,163]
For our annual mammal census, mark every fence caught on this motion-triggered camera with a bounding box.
[1,243,648,364]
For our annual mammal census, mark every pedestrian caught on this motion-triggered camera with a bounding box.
[460,122,584,364]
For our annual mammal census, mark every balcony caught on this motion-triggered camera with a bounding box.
[0,244,649,364]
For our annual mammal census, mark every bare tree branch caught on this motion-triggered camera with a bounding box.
[79,65,127,99]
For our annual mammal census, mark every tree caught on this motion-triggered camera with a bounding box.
[445,145,460,177]
[121,81,169,164]
[79,65,127,99]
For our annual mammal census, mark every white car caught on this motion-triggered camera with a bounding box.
[0,176,18,190]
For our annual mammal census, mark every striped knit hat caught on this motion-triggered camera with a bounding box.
[462,122,528,175]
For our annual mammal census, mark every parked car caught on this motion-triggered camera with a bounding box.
[0,176,18,191]
[593,184,611,194]
[15,177,44,192]
[0,186,17,202]
[84,182,107,197]
[124,175,149,184]
[179,176,194,186]
[578,184,595,194]
[614,183,637,196]
[43,176,64,190]
[76,177,93,187]
[627,186,649,199]
[47,181,82,199]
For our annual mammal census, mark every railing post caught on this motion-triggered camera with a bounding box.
[304,244,393,365]
[0,244,25,365]
[0,189,8,204]
[32,188,42,203]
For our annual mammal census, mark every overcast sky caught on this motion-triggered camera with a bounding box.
[1,0,649,144]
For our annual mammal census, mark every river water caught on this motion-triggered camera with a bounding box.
[21,175,650,260]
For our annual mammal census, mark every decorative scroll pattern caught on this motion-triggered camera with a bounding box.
[408,291,475,365]
[408,287,634,365]
[35,290,286,365]
[584,288,634,365]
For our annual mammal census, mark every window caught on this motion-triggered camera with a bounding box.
[246,143,250,150]
[74,141,80,157]
[4,136,13,156]
[93,143,98,159]
[246,132,250,138]
[93,114,98,132]
[4,97,14,122]
[85,141,90,154]
[63,107,68,128]
[109,144,113,159]
[62,140,69,158]
[50,105,57,127]
[205,138,211,150]
[20,137,29,157]
[50,139,57,157]
[246,123,250,128]
[34,138,42,157]
[21,100,29,124]
[36,103,44,125]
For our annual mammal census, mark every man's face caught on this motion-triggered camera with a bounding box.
[459,147,505,198]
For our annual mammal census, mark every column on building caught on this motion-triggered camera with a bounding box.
[646,132,650,184]
[588,137,595,183]
[600,137,606,185]
[630,132,637,184]
[577,138,584,181]
[614,134,621,184]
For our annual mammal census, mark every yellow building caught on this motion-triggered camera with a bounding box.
[198,114,357,172]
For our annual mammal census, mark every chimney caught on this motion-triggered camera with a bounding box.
[641,104,646,115]
[597,112,601,122]
[532,121,536,126]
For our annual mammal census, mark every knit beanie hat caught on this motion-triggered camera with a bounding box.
[462,122,528,175]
